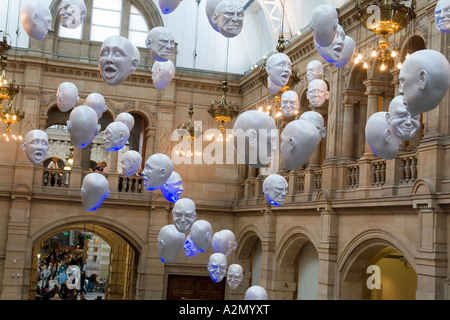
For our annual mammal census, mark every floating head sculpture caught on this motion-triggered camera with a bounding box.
[21,130,49,165]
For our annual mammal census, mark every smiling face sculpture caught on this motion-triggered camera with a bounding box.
[98,35,138,86]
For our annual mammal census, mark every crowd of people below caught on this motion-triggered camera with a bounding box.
[35,249,104,300]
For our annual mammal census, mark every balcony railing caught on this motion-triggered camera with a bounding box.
[42,169,70,188]
[371,160,386,187]
[118,176,143,193]
[399,154,417,184]
[347,165,359,189]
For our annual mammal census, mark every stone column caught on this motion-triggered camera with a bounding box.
[341,91,356,161]
[259,205,276,299]
[413,199,446,299]
[363,82,381,155]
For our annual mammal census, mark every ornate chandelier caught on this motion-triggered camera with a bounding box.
[353,0,416,71]
[208,80,240,135]
[175,105,202,157]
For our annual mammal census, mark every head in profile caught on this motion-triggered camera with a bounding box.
[398,49,450,116]
[227,264,244,289]
[152,60,175,90]
[120,150,142,177]
[280,119,322,171]
[306,60,323,82]
[157,224,185,263]
[365,111,401,160]
[300,111,327,139]
[98,35,138,86]
[56,82,79,113]
[145,27,175,62]
[435,0,450,33]
[103,121,130,151]
[233,110,277,169]
[141,153,174,190]
[84,93,106,119]
[184,220,213,257]
[386,95,421,141]
[59,0,87,29]
[307,79,329,108]
[171,198,197,233]
[21,2,52,41]
[314,24,346,63]
[207,253,227,283]
[211,0,245,38]
[158,0,183,14]
[211,229,237,257]
[161,171,183,203]
[310,4,338,47]
[22,130,49,165]
[115,112,135,132]
[334,35,355,68]
[263,174,288,206]
[67,105,101,148]
[280,90,299,118]
[244,285,268,300]
[266,53,292,94]
[81,173,110,211]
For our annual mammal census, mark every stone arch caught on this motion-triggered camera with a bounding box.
[346,61,368,92]
[276,226,319,269]
[411,178,436,195]
[399,34,427,61]
[235,225,261,261]
[337,229,416,299]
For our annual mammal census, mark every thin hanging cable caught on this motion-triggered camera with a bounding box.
[225,38,229,80]
[280,0,285,37]
[190,0,201,107]
[5,0,11,33]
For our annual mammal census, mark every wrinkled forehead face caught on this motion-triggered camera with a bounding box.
[215,1,244,33]
[435,0,450,30]
[281,91,299,108]
[173,199,195,215]
[306,61,323,80]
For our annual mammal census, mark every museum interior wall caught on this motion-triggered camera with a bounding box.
[0,0,449,300]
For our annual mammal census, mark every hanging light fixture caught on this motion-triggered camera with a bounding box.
[353,0,416,71]
[208,81,240,135]
[0,35,19,102]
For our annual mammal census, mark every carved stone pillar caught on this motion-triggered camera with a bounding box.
[259,205,276,299]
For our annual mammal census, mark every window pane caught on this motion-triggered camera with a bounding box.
[129,30,147,48]
[90,25,120,42]
[59,25,83,39]
[93,0,122,11]
[92,9,121,28]
[129,14,148,32]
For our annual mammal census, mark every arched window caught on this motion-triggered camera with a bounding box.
[56,0,153,48]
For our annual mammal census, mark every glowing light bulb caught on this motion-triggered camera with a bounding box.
[397,62,402,69]
[391,50,397,57]
[380,64,386,71]
[267,105,271,110]
[363,62,368,69]
[357,53,363,60]
[405,53,410,59]
[258,106,263,112]
[371,50,377,57]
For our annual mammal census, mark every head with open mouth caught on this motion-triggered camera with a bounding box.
[22,129,50,165]
[98,35,138,86]
[314,24,346,63]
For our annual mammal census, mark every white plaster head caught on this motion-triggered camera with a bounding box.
[184,220,213,257]
[171,198,197,233]
[157,224,185,263]
[103,121,130,151]
[161,171,183,203]
[67,105,101,148]
[227,264,244,290]
[263,174,288,206]
[22,129,49,165]
[334,35,355,68]
[206,0,225,31]
[81,173,110,211]
[59,0,87,29]
[280,90,299,118]
[98,35,138,86]
[280,119,322,171]
[141,153,174,190]
[133,46,141,69]
[387,95,421,141]
[158,0,183,14]
[244,285,268,300]
[207,253,227,283]
[398,49,450,116]
[211,0,245,38]
[306,60,323,82]
[365,111,401,160]
[232,110,278,169]
[152,60,175,90]
[265,53,292,94]
[211,229,237,257]
[314,24,346,63]
[56,82,79,112]
[307,79,329,108]
[145,27,175,62]
[435,0,450,33]
[115,112,135,132]
[20,2,52,41]
[84,93,106,119]
[299,110,327,139]
[120,150,142,177]
[310,4,339,47]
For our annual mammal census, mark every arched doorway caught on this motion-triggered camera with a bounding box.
[295,241,319,300]
[29,222,140,300]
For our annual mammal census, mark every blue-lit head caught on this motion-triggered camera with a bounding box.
[207,253,227,282]
[103,121,130,152]
[262,174,288,206]
[157,224,185,263]
[81,173,110,211]
[158,0,182,14]
[185,220,212,256]
[160,171,183,203]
